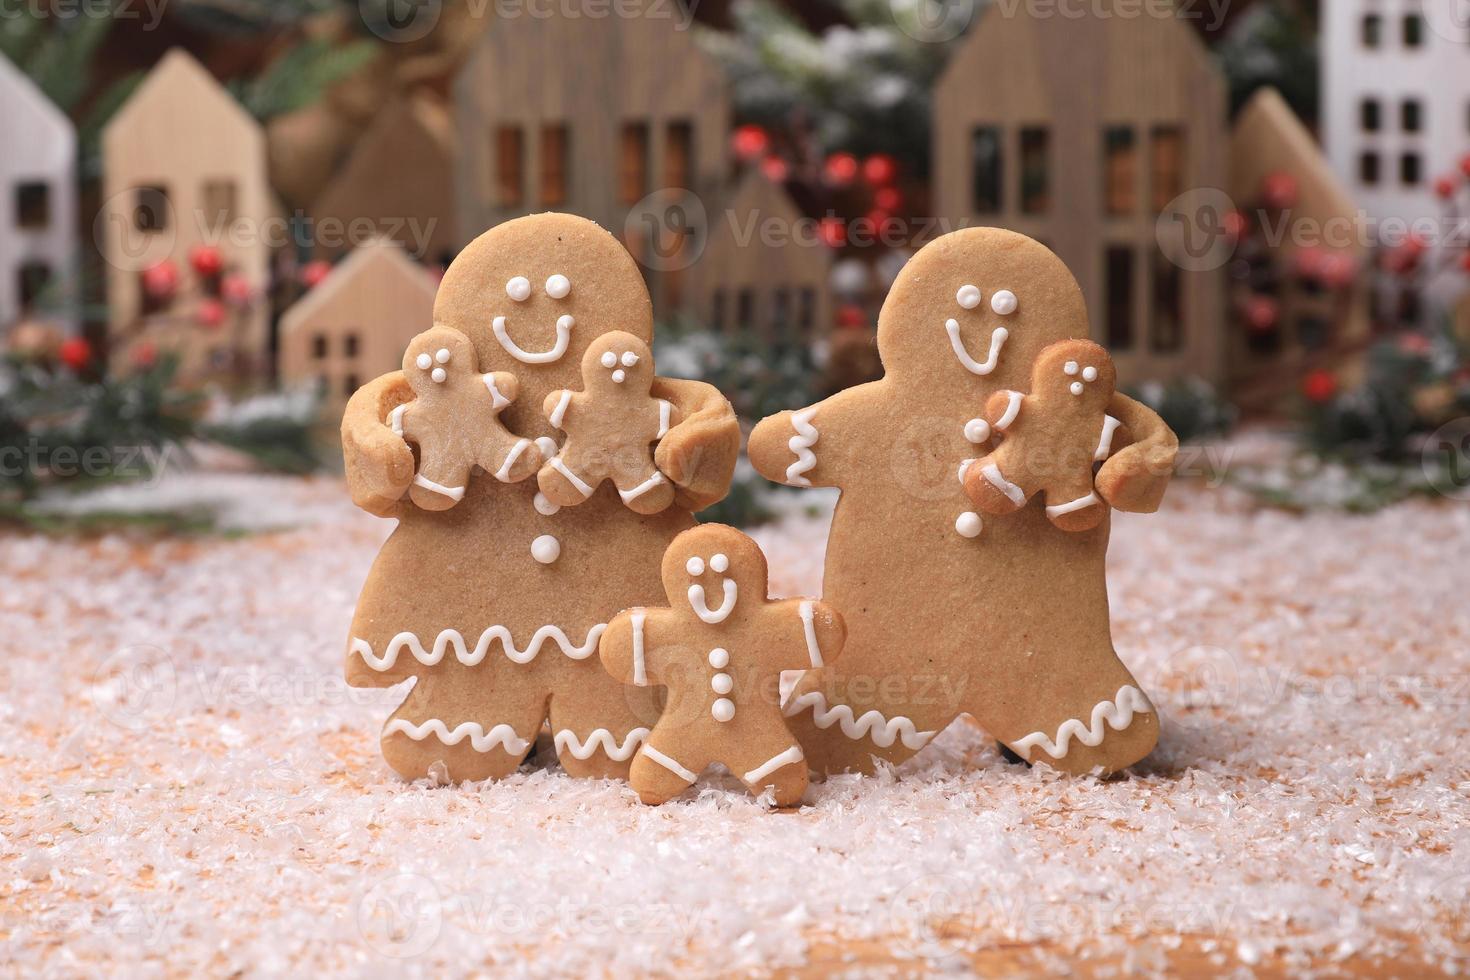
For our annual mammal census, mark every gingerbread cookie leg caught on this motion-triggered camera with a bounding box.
[1043,480,1106,532]
[408,444,473,512]
[612,461,674,516]
[537,447,599,507]
[630,735,704,805]
[733,736,808,807]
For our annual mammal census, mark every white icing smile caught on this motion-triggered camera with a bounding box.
[686,552,737,624]
[493,314,574,364]
[945,319,1008,375]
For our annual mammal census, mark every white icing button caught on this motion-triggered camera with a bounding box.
[956,284,982,310]
[612,369,626,384]
[533,492,560,516]
[991,290,1018,315]
[711,672,733,695]
[545,274,570,299]
[435,348,451,364]
[956,512,983,538]
[710,553,729,573]
[1083,365,1098,382]
[416,353,432,370]
[621,351,639,367]
[1064,360,1079,376]
[600,351,617,368]
[431,367,447,384]
[1070,381,1084,396]
[506,276,531,301]
[964,418,991,444]
[711,698,735,723]
[708,647,729,669]
[687,556,705,576]
[531,534,561,564]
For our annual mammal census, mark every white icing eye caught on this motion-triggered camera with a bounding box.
[431,367,447,384]
[435,348,451,364]
[710,553,729,573]
[1064,361,1079,376]
[416,353,432,370]
[686,556,705,576]
[545,274,570,299]
[991,290,1018,315]
[1083,366,1098,382]
[600,351,617,368]
[612,369,626,383]
[956,284,982,310]
[1070,381,1084,396]
[621,351,639,367]
[506,276,531,302]
[964,418,991,444]
[708,647,730,669]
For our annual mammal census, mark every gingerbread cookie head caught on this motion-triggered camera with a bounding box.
[661,523,767,625]
[581,331,655,398]
[400,328,508,403]
[432,214,653,433]
[877,228,1087,402]
[1035,339,1116,411]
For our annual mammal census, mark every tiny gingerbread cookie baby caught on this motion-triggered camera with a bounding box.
[538,331,679,515]
[391,327,542,511]
[599,524,845,806]
[963,339,1128,533]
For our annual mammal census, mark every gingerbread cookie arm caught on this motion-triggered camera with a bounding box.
[748,384,875,490]
[650,376,739,512]
[341,371,415,519]
[599,606,678,688]
[766,599,846,672]
[1094,392,1178,514]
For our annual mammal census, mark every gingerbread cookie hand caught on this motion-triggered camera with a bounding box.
[651,377,740,512]
[341,373,417,518]
[963,339,1124,532]
[537,331,679,515]
[599,524,845,806]
[1094,392,1178,513]
[394,327,542,512]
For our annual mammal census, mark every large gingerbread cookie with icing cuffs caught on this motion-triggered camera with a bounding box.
[340,214,740,783]
[748,228,1177,777]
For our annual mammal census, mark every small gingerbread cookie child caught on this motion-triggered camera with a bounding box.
[537,330,679,515]
[391,327,543,511]
[599,524,845,806]
[962,339,1128,532]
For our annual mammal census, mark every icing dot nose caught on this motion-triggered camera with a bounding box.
[415,353,432,370]
[600,351,617,368]
[612,369,626,383]
[431,367,447,384]
[956,284,982,309]
[506,276,531,302]
[1070,381,1084,396]
[435,348,451,364]
[545,274,570,299]
[1082,365,1098,382]
[686,556,705,576]
[991,290,1018,315]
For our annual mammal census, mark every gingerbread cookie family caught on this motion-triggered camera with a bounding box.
[749,227,1177,777]
[599,525,845,805]
[341,214,739,783]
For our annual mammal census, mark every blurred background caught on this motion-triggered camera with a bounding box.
[2,0,1469,529]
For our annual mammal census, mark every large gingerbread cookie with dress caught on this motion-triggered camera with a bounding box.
[748,228,1177,777]
[340,214,739,783]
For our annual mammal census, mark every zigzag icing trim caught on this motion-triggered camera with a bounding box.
[350,624,607,671]
[786,407,819,486]
[783,691,936,751]
[554,728,650,762]
[382,718,530,755]
[1011,685,1153,760]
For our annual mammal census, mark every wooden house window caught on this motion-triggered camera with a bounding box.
[344,333,360,358]
[1403,13,1424,48]
[135,185,169,232]
[1361,14,1381,47]
[312,334,328,359]
[343,374,359,397]
[201,180,236,232]
[540,125,569,207]
[1150,126,1184,214]
[712,288,727,332]
[665,121,694,189]
[494,126,524,207]
[1019,127,1050,215]
[970,126,1002,215]
[1151,249,1182,353]
[1360,99,1381,132]
[1400,152,1422,186]
[798,287,816,334]
[1103,127,1137,216]
[772,286,792,354]
[1360,151,1381,185]
[15,182,49,229]
[620,122,650,205]
[736,288,755,330]
[18,261,51,307]
[1105,246,1134,350]
[1401,99,1422,133]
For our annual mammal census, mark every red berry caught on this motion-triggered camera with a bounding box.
[131,341,158,368]
[1244,295,1279,332]
[837,304,865,328]
[731,125,770,161]
[862,154,898,187]
[1301,370,1337,404]
[1436,176,1459,200]
[142,261,179,299]
[759,155,789,183]
[1460,154,1470,178]
[221,274,253,306]
[1293,246,1326,280]
[817,217,846,249]
[1261,172,1298,210]
[58,337,92,371]
[197,298,226,329]
[189,244,223,278]
[823,153,859,186]
[1224,209,1250,241]
[1461,251,1470,273]
[301,260,332,289]
[874,186,902,211]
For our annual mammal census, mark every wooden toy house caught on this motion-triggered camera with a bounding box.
[278,240,438,422]
[1228,87,1371,410]
[101,49,272,384]
[0,53,77,333]
[932,0,1227,388]
[453,0,730,313]
[309,93,459,266]
[691,172,833,358]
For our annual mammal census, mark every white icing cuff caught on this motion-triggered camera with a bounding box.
[657,400,673,439]
[1046,492,1100,519]
[414,474,465,501]
[481,374,510,409]
[549,389,572,428]
[743,746,805,784]
[786,407,819,486]
[994,390,1022,431]
[631,609,648,686]
[980,463,1026,507]
[798,600,823,668]
[494,439,532,482]
[1095,415,1122,461]
[388,404,407,438]
[549,458,594,498]
[640,745,699,783]
[619,473,666,502]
